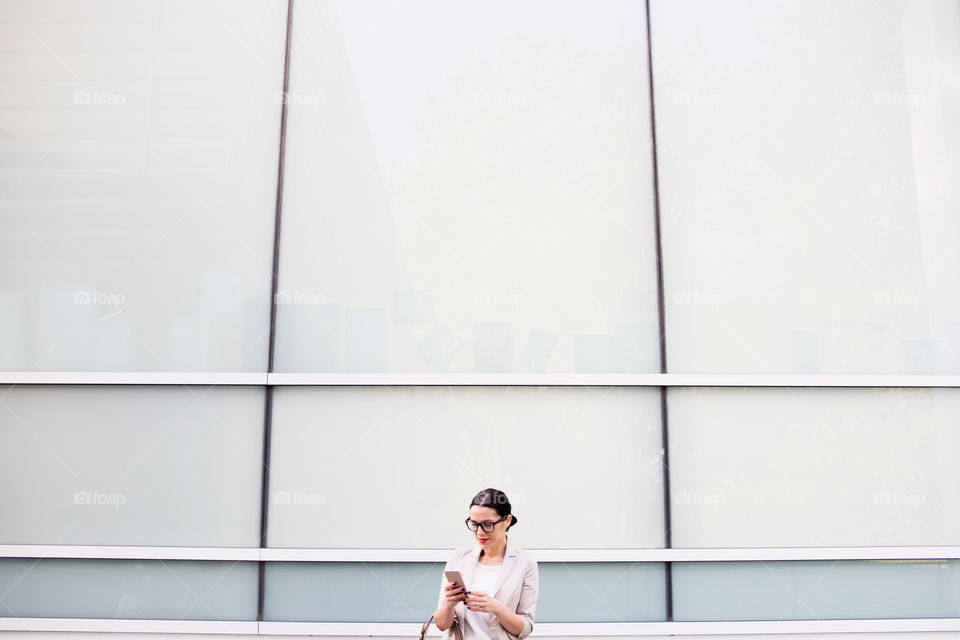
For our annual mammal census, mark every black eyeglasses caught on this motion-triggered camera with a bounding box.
[465,515,509,533]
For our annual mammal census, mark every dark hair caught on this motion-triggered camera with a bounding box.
[470,488,517,529]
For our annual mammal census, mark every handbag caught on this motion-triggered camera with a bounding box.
[418,613,463,640]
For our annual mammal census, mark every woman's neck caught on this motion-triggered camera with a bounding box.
[479,537,507,562]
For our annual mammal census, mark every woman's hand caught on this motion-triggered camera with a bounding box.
[442,581,467,609]
[433,581,465,631]
[469,591,525,635]
[465,591,503,615]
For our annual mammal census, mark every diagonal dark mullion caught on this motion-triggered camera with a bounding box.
[644,0,674,622]
[258,0,296,623]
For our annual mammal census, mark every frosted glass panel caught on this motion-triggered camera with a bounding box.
[0,385,264,546]
[668,388,960,547]
[265,562,443,622]
[274,0,660,373]
[264,562,665,623]
[537,562,666,622]
[268,386,664,548]
[654,0,960,373]
[0,558,257,620]
[0,1,286,371]
[673,560,960,621]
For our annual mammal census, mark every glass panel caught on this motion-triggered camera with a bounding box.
[673,560,960,621]
[264,561,665,623]
[265,562,443,622]
[0,0,286,371]
[538,562,666,622]
[654,0,960,373]
[273,0,660,373]
[668,388,960,547]
[0,385,264,546]
[267,386,664,548]
[0,558,257,620]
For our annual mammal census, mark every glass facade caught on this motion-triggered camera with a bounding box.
[0,559,258,620]
[668,387,960,548]
[0,0,286,372]
[0,385,264,547]
[672,560,960,621]
[272,0,660,374]
[655,0,960,374]
[1,0,959,634]
[267,386,664,549]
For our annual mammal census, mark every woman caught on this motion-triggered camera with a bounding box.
[434,488,539,640]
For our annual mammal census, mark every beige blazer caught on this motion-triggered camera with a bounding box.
[437,537,539,640]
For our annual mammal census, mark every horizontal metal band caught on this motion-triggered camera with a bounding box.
[2,618,959,635]
[0,544,263,561]
[2,545,958,562]
[270,373,960,387]
[0,372,268,385]
[531,546,960,562]
[0,617,257,633]
[4,372,960,387]
[262,548,452,562]
[532,619,960,635]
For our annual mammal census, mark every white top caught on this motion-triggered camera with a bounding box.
[463,562,503,640]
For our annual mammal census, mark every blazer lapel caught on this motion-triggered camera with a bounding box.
[463,543,483,591]
[454,545,483,623]
[490,536,519,597]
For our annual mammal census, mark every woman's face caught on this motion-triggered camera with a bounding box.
[469,505,511,549]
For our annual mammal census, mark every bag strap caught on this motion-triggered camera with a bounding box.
[418,615,435,640]
[419,614,463,640]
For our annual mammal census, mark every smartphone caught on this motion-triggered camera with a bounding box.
[444,570,467,603]
[444,570,466,588]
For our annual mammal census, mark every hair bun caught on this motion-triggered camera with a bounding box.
[470,488,518,529]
